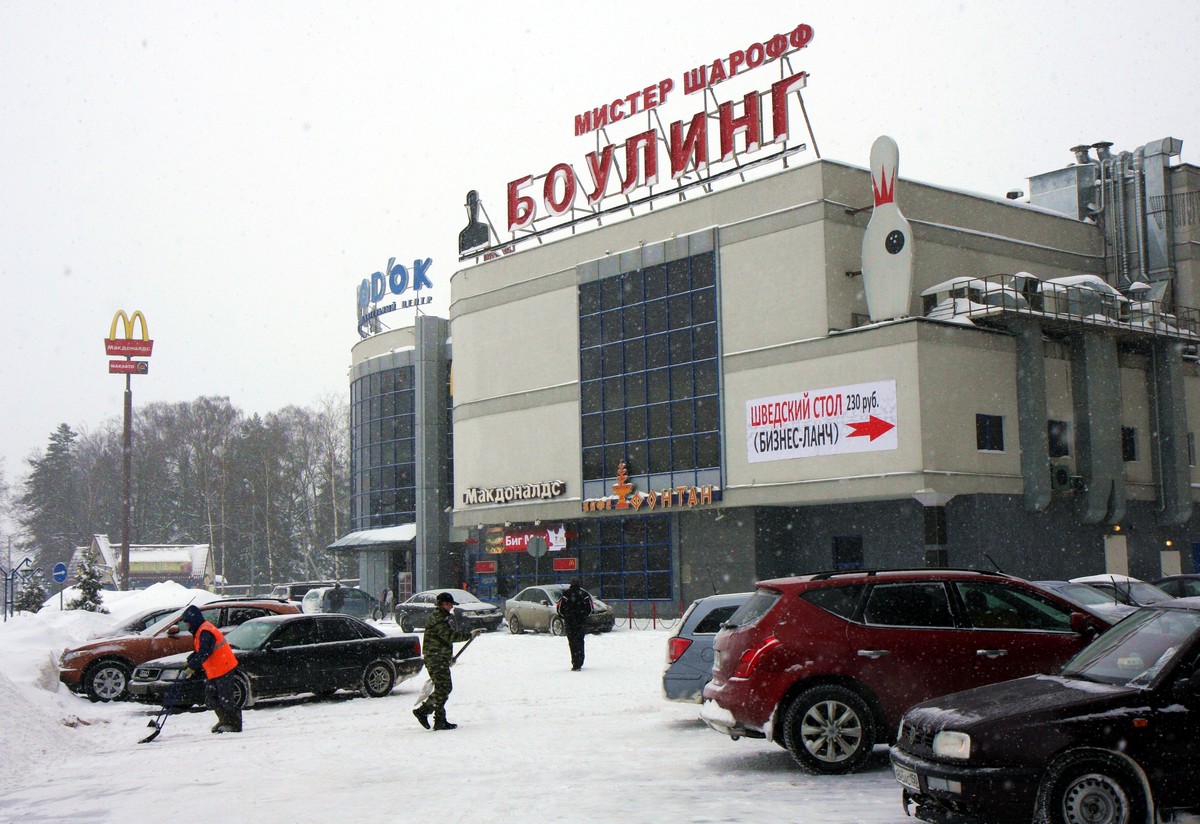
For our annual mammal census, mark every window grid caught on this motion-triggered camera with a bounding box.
[573,515,673,601]
[579,251,721,489]
[351,365,417,529]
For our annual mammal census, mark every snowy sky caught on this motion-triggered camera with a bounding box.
[2,0,1198,486]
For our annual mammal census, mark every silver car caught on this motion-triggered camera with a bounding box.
[663,592,751,702]
[505,584,615,635]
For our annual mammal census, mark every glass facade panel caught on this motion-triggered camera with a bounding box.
[569,243,721,602]
[578,248,722,490]
[351,364,417,529]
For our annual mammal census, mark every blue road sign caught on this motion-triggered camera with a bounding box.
[53,562,68,583]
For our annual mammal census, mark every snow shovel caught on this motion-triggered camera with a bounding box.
[413,634,476,708]
[139,672,191,744]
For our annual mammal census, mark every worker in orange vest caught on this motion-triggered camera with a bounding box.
[182,605,242,734]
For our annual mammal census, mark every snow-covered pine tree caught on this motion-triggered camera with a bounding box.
[13,571,46,613]
[67,545,108,613]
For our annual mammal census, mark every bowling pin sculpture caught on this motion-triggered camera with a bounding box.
[861,135,914,322]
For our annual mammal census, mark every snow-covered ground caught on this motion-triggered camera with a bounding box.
[0,584,908,823]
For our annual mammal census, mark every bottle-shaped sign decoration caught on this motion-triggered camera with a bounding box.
[861,135,914,322]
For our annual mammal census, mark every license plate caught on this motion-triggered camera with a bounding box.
[894,764,920,791]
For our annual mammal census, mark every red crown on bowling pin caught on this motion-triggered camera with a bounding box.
[872,166,896,206]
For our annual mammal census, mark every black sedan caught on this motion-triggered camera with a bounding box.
[393,589,504,633]
[891,598,1200,823]
[129,613,423,709]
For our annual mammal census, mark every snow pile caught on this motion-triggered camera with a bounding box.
[0,583,220,786]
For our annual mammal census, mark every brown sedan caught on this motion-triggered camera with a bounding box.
[58,597,298,701]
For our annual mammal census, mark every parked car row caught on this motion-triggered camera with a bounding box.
[58,597,301,702]
[58,582,615,708]
[698,569,1114,774]
[129,613,423,709]
[673,567,1200,821]
[892,596,1200,823]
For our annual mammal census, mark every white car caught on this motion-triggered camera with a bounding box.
[300,586,381,620]
[504,584,615,635]
[1068,573,1174,607]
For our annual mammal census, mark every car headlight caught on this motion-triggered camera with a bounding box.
[932,730,972,760]
[160,668,186,681]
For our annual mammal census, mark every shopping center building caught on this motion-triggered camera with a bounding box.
[340,27,1200,609]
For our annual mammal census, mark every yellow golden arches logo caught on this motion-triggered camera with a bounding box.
[109,309,149,341]
[104,309,154,358]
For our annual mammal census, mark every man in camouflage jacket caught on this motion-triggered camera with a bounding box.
[413,592,480,731]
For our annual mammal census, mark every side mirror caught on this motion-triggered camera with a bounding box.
[540,599,551,607]
[167,625,181,637]
[1069,612,1098,637]
[1171,671,1200,704]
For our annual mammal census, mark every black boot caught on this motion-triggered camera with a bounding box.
[413,708,430,729]
[433,719,458,731]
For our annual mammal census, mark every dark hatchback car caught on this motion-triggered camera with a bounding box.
[891,599,1200,824]
[129,613,423,708]
[393,589,505,633]
[701,569,1111,774]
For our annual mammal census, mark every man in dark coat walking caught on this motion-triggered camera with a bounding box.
[413,592,481,730]
[327,582,345,613]
[556,578,593,671]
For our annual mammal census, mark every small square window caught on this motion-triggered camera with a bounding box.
[1048,420,1071,458]
[976,414,1004,452]
[1121,427,1137,462]
[832,536,864,570]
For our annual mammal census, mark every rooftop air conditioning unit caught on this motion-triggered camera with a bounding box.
[1050,463,1073,492]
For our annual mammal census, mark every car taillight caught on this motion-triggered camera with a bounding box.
[733,636,780,678]
[414,640,421,656]
[667,637,692,663]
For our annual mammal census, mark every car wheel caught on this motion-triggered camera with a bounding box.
[1035,752,1146,824]
[508,614,523,634]
[549,616,565,637]
[231,672,253,709]
[85,660,131,702]
[782,685,877,774]
[362,660,395,698]
[398,613,414,633]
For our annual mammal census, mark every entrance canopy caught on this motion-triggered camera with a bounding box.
[326,524,416,551]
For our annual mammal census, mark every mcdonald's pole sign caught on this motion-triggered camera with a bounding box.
[105,310,153,374]
[104,309,153,591]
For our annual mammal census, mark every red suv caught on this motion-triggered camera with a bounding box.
[700,569,1111,774]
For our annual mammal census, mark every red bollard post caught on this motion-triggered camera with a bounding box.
[652,601,658,630]
[627,600,633,629]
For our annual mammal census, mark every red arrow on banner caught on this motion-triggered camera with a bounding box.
[846,415,895,441]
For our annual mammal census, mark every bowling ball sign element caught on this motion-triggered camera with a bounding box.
[885,230,906,255]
